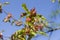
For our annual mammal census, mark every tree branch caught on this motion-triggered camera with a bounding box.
[46,27,60,33]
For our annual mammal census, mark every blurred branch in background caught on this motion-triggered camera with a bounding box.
[50,0,60,19]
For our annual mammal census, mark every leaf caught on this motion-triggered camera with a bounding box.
[37,14,46,21]
[2,2,10,6]
[19,37,26,40]
[17,29,25,35]
[50,10,60,18]
[3,18,10,23]
[0,9,2,13]
[8,20,11,22]
[37,14,43,18]
[38,31,47,36]
[41,16,46,21]
[28,29,36,40]
[11,20,15,25]
[4,2,10,5]
[27,36,32,40]
[20,12,27,18]
[0,4,2,13]
[30,29,36,36]
[51,0,56,3]
[31,32,36,36]
[58,0,60,3]
[1,30,5,32]
[22,4,29,14]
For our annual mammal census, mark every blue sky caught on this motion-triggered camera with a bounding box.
[0,0,60,40]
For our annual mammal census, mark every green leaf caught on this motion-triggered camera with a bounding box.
[22,4,29,14]
[26,21,33,28]
[36,14,46,21]
[50,10,60,18]
[38,31,47,36]
[31,32,36,36]
[41,16,46,21]
[28,30,36,40]
[30,29,36,36]
[20,37,26,40]
[51,0,56,3]
[58,0,60,3]
[27,35,33,40]
[17,29,25,35]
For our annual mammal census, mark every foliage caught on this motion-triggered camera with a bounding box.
[0,1,60,40]
[10,4,49,40]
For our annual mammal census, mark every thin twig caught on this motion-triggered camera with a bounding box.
[3,9,17,21]
[46,27,60,33]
